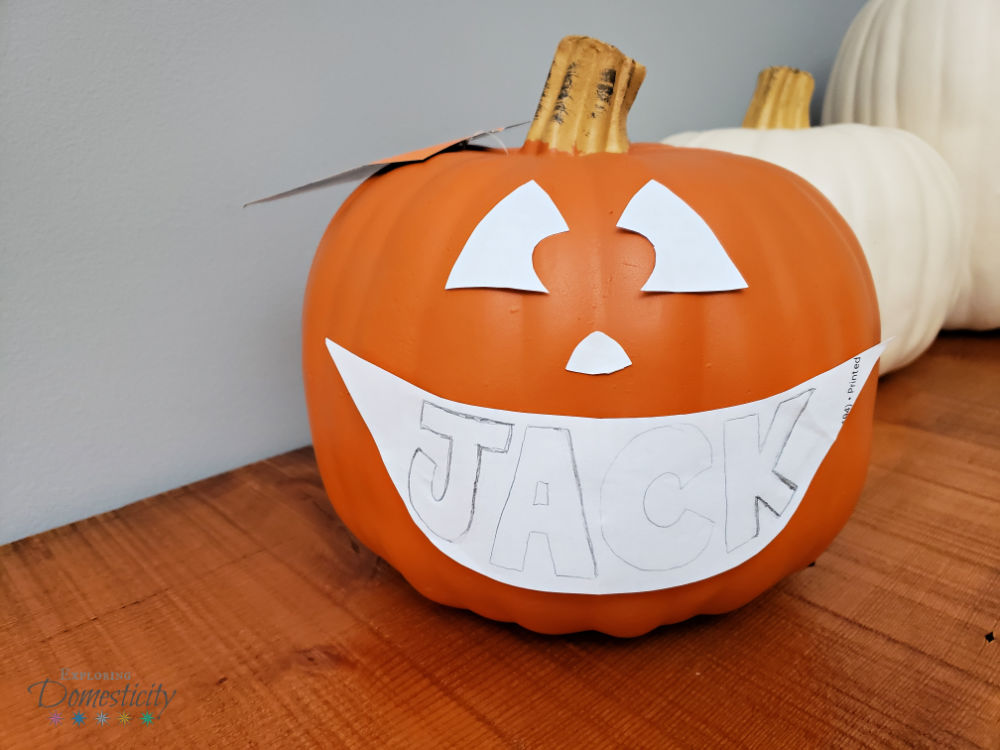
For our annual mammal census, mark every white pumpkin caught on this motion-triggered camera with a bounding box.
[822,0,1000,330]
[663,67,965,374]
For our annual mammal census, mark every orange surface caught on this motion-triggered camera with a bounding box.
[302,141,881,635]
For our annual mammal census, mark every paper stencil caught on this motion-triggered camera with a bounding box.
[245,123,528,207]
[565,331,632,375]
[617,180,748,293]
[445,180,568,292]
[326,339,884,594]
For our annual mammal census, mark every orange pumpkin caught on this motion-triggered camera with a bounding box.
[302,37,881,636]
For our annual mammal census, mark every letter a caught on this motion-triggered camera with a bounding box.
[490,427,596,579]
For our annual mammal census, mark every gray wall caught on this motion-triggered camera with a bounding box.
[0,0,866,544]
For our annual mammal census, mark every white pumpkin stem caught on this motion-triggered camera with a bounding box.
[742,66,814,129]
[525,36,646,154]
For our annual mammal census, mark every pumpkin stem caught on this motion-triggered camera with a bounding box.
[742,66,814,129]
[525,35,646,154]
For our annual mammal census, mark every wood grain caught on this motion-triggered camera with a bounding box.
[1,332,997,749]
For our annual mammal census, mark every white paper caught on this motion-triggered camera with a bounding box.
[326,338,884,594]
[565,331,632,375]
[617,180,748,293]
[244,122,529,207]
[445,180,568,292]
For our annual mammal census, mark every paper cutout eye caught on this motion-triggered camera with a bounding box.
[616,180,748,293]
[446,181,569,292]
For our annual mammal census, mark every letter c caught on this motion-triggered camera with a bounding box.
[600,424,714,570]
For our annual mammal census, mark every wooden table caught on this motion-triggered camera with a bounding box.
[2,333,997,749]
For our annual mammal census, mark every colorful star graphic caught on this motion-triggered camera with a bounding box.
[140,712,154,725]
[94,712,109,726]
[117,712,131,726]
[48,711,62,726]
[71,712,86,726]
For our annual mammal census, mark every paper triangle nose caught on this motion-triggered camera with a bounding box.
[566,331,632,375]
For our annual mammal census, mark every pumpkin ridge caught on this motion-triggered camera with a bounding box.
[338,168,436,355]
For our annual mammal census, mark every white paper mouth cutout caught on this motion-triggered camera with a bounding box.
[325,339,884,594]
